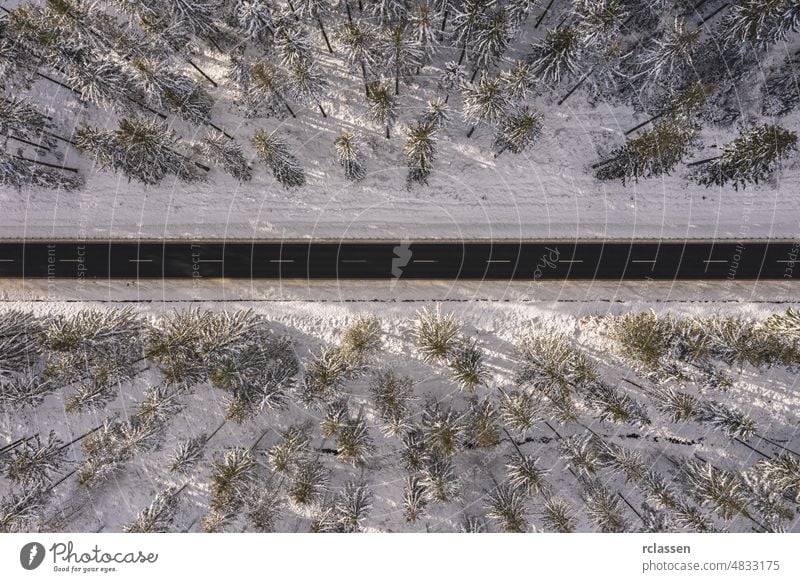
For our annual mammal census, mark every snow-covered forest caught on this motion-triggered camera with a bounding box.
[1,303,799,533]
[1,0,799,239]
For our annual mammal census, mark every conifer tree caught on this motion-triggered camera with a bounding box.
[595,116,698,183]
[583,480,629,532]
[462,75,510,135]
[125,486,180,533]
[0,150,82,191]
[4,431,67,488]
[502,59,535,101]
[413,305,461,362]
[437,60,466,102]
[471,6,512,77]
[692,125,797,190]
[493,106,543,156]
[251,129,306,188]
[336,480,373,532]
[293,0,334,53]
[762,54,800,116]
[684,460,752,521]
[499,389,539,436]
[0,95,57,149]
[635,18,700,88]
[420,97,450,129]
[382,23,424,95]
[274,17,313,68]
[285,58,328,117]
[571,0,628,49]
[420,453,459,502]
[201,131,252,182]
[366,81,398,139]
[448,338,489,392]
[169,434,209,474]
[723,0,800,52]
[541,495,576,532]
[247,60,292,118]
[289,458,327,505]
[338,21,378,93]
[367,0,409,24]
[409,1,438,65]
[232,0,275,43]
[506,452,548,496]
[370,369,414,436]
[334,131,367,181]
[403,473,428,522]
[485,482,528,532]
[130,57,212,124]
[452,0,492,66]
[465,397,500,448]
[528,26,583,86]
[421,400,463,457]
[404,120,438,186]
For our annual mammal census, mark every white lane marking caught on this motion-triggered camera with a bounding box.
[486,259,511,263]
[59,259,83,262]
[776,260,797,263]
[703,259,728,263]
[631,259,657,263]
[558,259,583,264]
[197,259,223,263]
[129,259,153,263]
[270,259,294,263]
[412,259,437,263]
[341,259,367,263]
[0,259,14,262]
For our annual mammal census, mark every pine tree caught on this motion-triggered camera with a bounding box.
[337,411,374,465]
[437,60,466,101]
[763,307,800,339]
[334,131,367,181]
[465,397,500,448]
[0,95,57,149]
[560,434,602,477]
[338,21,378,93]
[692,125,797,190]
[493,106,543,156]
[293,0,334,53]
[595,116,698,183]
[289,458,327,505]
[584,380,651,427]
[267,424,311,474]
[462,75,510,132]
[684,460,752,521]
[340,314,383,374]
[507,0,538,30]
[301,346,346,406]
[247,60,292,118]
[420,97,450,129]
[598,441,647,483]
[420,453,459,502]
[635,18,700,88]
[246,484,283,532]
[404,120,438,186]
[753,455,800,502]
[370,369,414,436]
[124,486,180,533]
[506,452,548,496]
[409,1,438,65]
[762,54,800,116]
[201,131,252,182]
[163,0,221,42]
[413,305,461,363]
[499,389,539,436]
[583,480,629,532]
[336,480,373,532]
[470,6,512,76]
[0,150,82,191]
[695,400,756,440]
[452,0,492,66]
[131,57,212,125]
[0,488,46,533]
[541,495,576,532]
[207,447,256,518]
[0,375,54,410]
[448,338,489,392]
[274,17,313,68]
[403,473,428,522]
[232,0,275,43]
[401,428,428,472]
[421,400,463,457]
[321,398,350,438]
[571,0,628,49]
[528,26,583,86]
[0,310,41,376]
[169,434,208,474]
[367,0,409,24]
[366,81,398,139]
[723,0,800,51]
[382,23,424,95]
[485,482,528,532]
[4,431,67,488]
[251,129,306,188]
[285,58,328,116]
[76,117,201,185]
[502,59,535,101]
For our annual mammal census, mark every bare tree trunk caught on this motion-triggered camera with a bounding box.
[58,424,104,452]
[13,155,79,173]
[361,61,370,96]
[317,102,327,118]
[441,10,449,33]
[557,65,596,106]
[535,0,556,29]
[6,134,51,152]
[346,0,353,23]
[385,125,390,139]
[207,122,234,140]
[186,58,217,87]
[317,17,334,54]
[466,125,476,138]
[625,112,665,135]
[686,155,721,167]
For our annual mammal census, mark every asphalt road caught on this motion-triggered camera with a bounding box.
[0,241,797,280]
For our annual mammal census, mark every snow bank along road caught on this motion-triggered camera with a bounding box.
[0,241,798,280]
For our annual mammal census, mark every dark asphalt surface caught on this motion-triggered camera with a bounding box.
[0,241,797,280]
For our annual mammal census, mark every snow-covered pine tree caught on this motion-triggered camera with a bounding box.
[409,1,438,66]
[683,460,752,521]
[421,400,463,457]
[289,458,327,505]
[163,0,221,43]
[420,97,450,129]
[0,150,82,191]
[649,385,698,422]
[499,389,539,436]
[452,0,493,66]
[507,0,539,30]
[570,0,628,50]
[321,398,350,438]
[583,480,629,532]
[527,25,583,86]
[232,0,275,43]
[334,131,367,181]
[366,80,398,139]
[540,495,576,532]
[340,314,383,375]
[723,0,800,52]
[247,60,293,118]
[465,397,500,448]
[251,128,306,188]
[695,400,757,440]
[274,17,313,68]
[285,58,328,117]
[338,20,379,93]
[462,75,510,136]
[403,473,428,522]
[437,60,466,102]
[168,434,209,474]
[420,452,459,502]
[76,117,201,185]
[485,482,528,532]
[336,480,373,532]
[413,305,461,362]
[448,338,489,392]
[470,6,512,78]
[404,120,438,186]
[763,307,800,339]
[382,23,424,95]
[559,433,601,477]
[584,379,651,427]
[492,106,543,156]
[401,428,428,472]
[337,410,374,465]
[753,454,800,502]
[207,447,257,517]
[130,57,212,124]
[0,375,54,410]
[292,0,334,53]
[595,116,698,183]
[301,346,346,406]
[0,95,57,149]
[598,441,647,483]
[4,431,67,488]
[367,0,408,24]
[506,452,548,496]
[201,131,252,182]
[124,486,180,533]
[267,424,311,474]
[0,310,41,377]
[370,369,414,436]
[692,124,797,190]
[635,18,700,88]
[502,59,535,101]
[246,484,283,532]
[762,54,800,116]
[742,469,793,532]
[0,488,46,533]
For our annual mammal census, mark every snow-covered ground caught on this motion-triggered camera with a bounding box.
[2,282,798,533]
